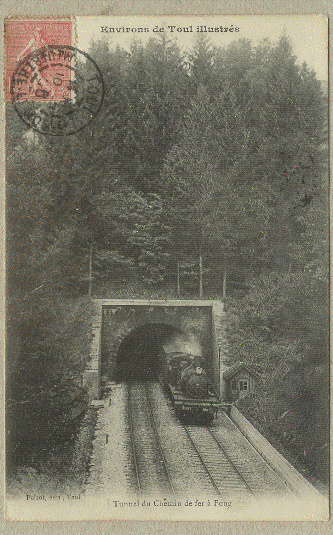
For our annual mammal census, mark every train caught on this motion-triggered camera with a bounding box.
[160,350,220,420]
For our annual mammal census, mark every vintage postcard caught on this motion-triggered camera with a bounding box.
[4,15,329,522]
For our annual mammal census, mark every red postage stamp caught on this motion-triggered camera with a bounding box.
[5,19,73,102]
[5,18,104,136]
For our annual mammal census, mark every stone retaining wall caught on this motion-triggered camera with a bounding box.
[230,405,323,499]
[83,300,103,400]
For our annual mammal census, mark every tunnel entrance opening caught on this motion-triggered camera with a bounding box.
[115,323,183,383]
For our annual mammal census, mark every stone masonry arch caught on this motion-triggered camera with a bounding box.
[84,300,228,400]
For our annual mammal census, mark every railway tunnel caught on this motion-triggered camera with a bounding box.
[85,301,327,510]
[86,300,229,399]
[114,323,184,382]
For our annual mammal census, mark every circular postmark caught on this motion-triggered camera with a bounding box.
[10,45,104,136]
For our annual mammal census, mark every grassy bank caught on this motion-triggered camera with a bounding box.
[236,363,329,491]
[6,295,96,494]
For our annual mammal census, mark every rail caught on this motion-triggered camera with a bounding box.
[207,427,253,493]
[127,385,142,495]
[184,424,253,495]
[183,426,224,495]
[144,383,176,496]
[127,381,175,496]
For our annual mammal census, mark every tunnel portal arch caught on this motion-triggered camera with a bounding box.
[95,300,227,397]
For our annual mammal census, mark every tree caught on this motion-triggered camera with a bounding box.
[188,34,215,94]
[122,36,188,192]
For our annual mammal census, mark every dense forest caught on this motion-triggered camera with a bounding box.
[6,34,329,485]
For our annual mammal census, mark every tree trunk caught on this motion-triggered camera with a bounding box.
[223,266,227,299]
[199,252,203,299]
[88,245,93,297]
[177,261,180,298]
[88,127,93,298]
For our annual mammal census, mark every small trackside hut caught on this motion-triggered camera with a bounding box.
[223,362,261,402]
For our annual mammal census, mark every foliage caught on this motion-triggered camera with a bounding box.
[6,33,328,481]
[237,362,329,483]
[6,295,94,470]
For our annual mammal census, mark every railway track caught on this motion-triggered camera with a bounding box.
[127,381,175,496]
[184,425,253,495]
[87,380,303,499]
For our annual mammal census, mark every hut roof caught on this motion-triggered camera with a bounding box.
[223,362,261,380]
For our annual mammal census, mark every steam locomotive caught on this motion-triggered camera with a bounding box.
[160,351,220,420]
